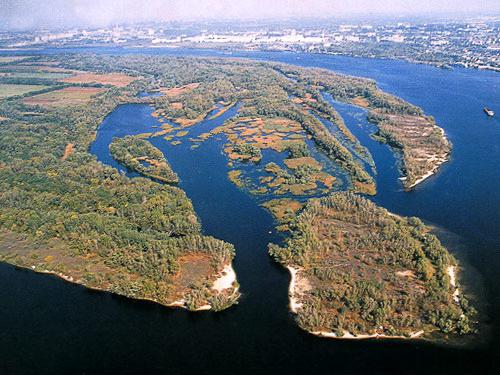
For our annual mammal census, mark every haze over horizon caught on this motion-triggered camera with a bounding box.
[1,0,500,31]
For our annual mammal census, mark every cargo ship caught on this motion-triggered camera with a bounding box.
[484,107,495,116]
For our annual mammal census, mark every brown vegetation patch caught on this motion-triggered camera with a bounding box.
[262,198,304,223]
[228,170,244,187]
[373,110,451,188]
[171,102,183,110]
[61,143,75,160]
[289,182,317,195]
[351,97,370,107]
[171,253,214,299]
[160,83,200,97]
[61,72,137,87]
[314,172,336,189]
[284,157,322,170]
[174,112,207,127]
[353,180,377,196]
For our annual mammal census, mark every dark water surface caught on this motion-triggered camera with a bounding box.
[1,48,499,374]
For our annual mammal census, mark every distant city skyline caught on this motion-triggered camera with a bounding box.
[1,0,500,30]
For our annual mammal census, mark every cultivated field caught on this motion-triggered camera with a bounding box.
[2,72,72,80]
[0,56,32,64]
[61,72,137,87]
[22,87,106,107]
[0,84,49,98]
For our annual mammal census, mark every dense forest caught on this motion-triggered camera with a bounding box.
[269,192,476,338]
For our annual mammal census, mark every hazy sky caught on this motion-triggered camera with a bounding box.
[1,0,499,30]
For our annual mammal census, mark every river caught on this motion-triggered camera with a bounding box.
[0,47,499,374]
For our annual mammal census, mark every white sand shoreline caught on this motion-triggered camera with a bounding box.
[406,126,450,189]
[447,265,461,303]
[29,261,239,312]
[287,266,303,313]
[312,329,425,340]
[407,155,449,189]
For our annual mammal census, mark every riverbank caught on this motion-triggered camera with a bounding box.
[27,259,239,312]
[406,154,449,189]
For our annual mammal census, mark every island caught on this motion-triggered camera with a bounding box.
[271,64,451,189]
[269,192,475,338]
[109,135,179,184]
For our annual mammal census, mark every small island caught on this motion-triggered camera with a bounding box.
[109,135,179,183]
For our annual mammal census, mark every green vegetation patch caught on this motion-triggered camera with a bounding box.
[261,161,335,196]
[109,135,179,184]
[4,72,72,80]
[0,83,49,98]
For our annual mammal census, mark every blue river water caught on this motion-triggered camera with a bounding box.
[0,47,499,374]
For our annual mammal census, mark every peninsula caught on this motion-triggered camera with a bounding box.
[269,192,476,338]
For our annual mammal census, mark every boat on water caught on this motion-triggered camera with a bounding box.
[484,107,495,116]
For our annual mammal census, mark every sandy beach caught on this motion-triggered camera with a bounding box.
[30,261,238,312]
[447,265,461,303]
[407,155,449,189]
[407,126,450,189]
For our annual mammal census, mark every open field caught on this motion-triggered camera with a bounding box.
[0,56,32,64]
[22,87,106,107]
[1,72,73,80]
[0,83,49,98]
[61,72,137,87]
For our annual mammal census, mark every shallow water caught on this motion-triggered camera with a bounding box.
[0,48,499,374]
